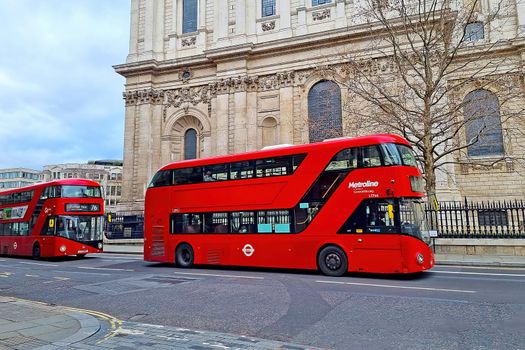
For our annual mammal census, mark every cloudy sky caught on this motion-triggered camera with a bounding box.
[0,0,130,170]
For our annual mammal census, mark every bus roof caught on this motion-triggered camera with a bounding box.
[159,134,410,171]
[0,178,101,195]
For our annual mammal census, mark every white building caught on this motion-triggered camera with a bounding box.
[0,168,40,190]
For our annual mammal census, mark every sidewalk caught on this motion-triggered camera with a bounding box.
[434,253,525,268]
[103,243,525,268]
[0,297,100,350]
[0,297,324,350]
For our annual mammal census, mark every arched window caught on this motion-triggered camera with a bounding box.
[184,128,197,160]
[463,89,504,157]
[308,80,342,143]
[262,117,278,147]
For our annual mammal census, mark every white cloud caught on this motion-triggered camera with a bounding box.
[0,0,129,170]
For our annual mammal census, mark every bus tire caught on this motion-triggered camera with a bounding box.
[175,243,194,268]
[318,245,347,277]
[32,243,41,260]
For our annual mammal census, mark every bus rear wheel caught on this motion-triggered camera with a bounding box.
[318,246,347,277]
[175,243,194,268]
[32,243,41,260]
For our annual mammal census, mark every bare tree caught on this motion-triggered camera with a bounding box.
[335,0,524,198]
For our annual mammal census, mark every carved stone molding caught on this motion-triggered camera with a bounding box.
[262,21,276,32]
[181,36,197,47]
[124,89,165,106]
[312,9,331,21]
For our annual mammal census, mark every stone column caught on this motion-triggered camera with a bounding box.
[245,0,257,41]
[167,0,178,59]
[246,90,258,151]
[118,99,138,212]
[279,0,292,38]
[335,0,347,28]
[143,0,165,61]
[215,0,229,43]
[127,0,140,63]
[215,93,230,155]
[296,0,307,36]
[280,86,294,144]
[234,90,248,152]
[517,0,525,36]
[236,0,246,36]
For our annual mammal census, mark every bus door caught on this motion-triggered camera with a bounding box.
[341,199,403,273]
[40,217,57,255]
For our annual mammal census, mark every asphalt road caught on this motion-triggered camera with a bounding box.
[1,253,524,349]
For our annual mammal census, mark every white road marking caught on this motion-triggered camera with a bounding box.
[19,262,59,267]
[94,254,142,260]
[315,280,476,293]
[0,272,12,278]
[78,266,134,272]
[44,276,70,284]
[173,271,264,280]
[432,270,525,278]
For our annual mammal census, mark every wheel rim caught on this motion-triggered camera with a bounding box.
[181,249,190,263]
[325,253,341,271]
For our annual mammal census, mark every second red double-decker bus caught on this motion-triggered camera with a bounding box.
[0,179,104,259]
[144,134,434,276]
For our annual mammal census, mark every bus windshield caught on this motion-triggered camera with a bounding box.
[55,216,104,242]
[341,198,431,245]
[61,186,101,198]
[398,199,430,244]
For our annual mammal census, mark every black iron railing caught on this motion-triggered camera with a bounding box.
[105,212,144,239]
[104,199,525,240]
[425,199,525,238]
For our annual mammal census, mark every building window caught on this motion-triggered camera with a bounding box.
[183,0,198,33]
[312,0,331,5]
[464,22,484,42]
[262,0,276,17]
[184,128,198,160]
[463,89,504,157]
[308,80,342,143]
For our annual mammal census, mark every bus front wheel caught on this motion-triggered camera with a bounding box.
[32,243,41,260]
[318,246,347,277]
[175,243,194,268]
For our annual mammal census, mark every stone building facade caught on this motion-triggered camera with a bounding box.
[115,0,525,212]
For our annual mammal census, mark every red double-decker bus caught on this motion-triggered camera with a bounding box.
[144,134,434,276]
[0,179,104,259]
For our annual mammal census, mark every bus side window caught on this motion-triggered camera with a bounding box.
[359,146,382,168]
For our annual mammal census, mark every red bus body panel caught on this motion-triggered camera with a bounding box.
[0,179,104,258]
[144,134,434,274]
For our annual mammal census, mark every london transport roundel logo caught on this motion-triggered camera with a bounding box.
[242,244,254,257]
[13,242,17,250]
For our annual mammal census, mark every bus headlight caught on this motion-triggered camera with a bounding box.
[98,243,103,250]
[416,253,424,265]
[59,245,67,253]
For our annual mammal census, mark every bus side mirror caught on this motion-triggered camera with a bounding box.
[49,218,55,228]
[107,214,112,223]
[387,204,394,220]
